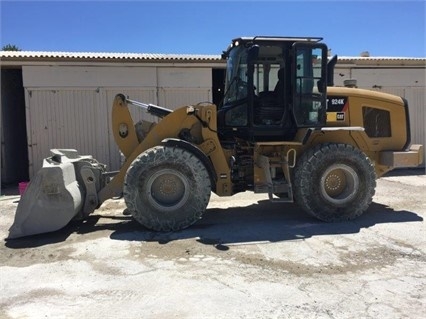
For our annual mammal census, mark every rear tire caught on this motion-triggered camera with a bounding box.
[294,143,376,222]
[124,146,211,231]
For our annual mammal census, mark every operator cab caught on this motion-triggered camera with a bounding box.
[218,36,329,142]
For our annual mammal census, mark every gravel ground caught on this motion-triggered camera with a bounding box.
[0,169,425,319]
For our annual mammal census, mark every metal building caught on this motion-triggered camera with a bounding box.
[1,51,424,186]
[1,52,224,183]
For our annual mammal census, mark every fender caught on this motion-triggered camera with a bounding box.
[161,138,217,191]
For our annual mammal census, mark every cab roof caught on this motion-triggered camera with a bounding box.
[223,36,324,58]
[232,36,323,45]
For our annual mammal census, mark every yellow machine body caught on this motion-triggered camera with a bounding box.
[8,36,423,238]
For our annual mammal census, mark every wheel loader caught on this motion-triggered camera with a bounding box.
[8,36,423,238]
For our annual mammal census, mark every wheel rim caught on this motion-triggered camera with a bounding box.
[146,169,190,211]
[320,164,359,205]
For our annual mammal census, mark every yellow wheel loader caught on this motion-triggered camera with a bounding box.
[9,36,423,238]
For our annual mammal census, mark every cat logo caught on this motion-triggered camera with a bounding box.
[336,112,345,121]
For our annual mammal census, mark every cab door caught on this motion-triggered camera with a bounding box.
[291,43,328,127]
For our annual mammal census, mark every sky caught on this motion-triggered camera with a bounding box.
[0,0,425,57]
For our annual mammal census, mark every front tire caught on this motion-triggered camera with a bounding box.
[294,143,376,222]
[124,146,211,231]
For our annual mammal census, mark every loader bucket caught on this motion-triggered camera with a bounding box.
[8,149,106,239]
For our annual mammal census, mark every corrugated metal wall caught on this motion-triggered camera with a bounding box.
[23,66,213,175]
[405,87,425,156]
[22,64,424,177]
[25,89,109,176]
[159,88,211,108]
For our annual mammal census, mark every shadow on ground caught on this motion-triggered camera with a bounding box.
[4,167,424,249]
[109,201,423,250]
[5,199,423,250]
[383,167,425,177]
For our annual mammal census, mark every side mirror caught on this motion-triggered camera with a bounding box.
[317,80,326,93]
[327,55,338,86]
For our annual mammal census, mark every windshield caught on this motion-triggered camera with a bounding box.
[223,45,248,104]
